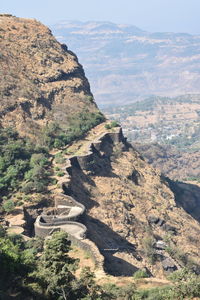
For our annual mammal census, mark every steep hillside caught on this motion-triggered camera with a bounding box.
[0,15,103,142]
[68,126,200,277]
[51,21,200,106]
[32,122,200,278]
[2,16,200,298]
[134,142,200,181]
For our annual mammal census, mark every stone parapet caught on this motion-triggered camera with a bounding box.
[34,126,126,272]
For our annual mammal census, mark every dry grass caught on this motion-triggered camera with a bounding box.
[65,126,200,278]
[69,245,96,276]
[0,15,99,138]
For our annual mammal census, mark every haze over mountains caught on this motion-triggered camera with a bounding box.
[51,21,200,106]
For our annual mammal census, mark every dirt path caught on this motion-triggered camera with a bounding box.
[64,122,108,157]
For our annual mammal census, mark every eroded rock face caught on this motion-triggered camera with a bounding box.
[0,15,99,138]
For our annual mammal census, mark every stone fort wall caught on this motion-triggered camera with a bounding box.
[34,126,126,272]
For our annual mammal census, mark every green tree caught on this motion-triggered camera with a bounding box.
[33,231,78,300]
[30,153,49,168]
[2,199,15,213]
[78,267,102,299]
[168,268,200,299]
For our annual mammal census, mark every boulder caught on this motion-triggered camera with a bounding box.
[162,258,177,272]
[155,240,166,250]
[162,224,177,234]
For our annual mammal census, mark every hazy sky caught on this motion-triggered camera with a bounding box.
[1,0,200,34]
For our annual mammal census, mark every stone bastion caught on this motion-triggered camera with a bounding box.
[34,126,126,270]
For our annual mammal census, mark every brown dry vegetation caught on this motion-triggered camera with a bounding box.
[62,125,200,278]
[135,143,200,181]
[2,15,200,287]
[0,15,99,139]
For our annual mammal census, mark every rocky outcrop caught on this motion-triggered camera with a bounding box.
[0,15,100,139]
[161,258,178,273]
[148,215,177,235]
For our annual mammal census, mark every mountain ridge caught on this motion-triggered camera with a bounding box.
[0,15,103,142]
[51,20,200,106]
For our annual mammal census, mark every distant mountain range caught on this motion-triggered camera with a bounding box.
[51,21,200,107]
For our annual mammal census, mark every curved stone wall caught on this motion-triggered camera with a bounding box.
[34,192,86,239]
[34,126,125,272]
[35,216,87,239]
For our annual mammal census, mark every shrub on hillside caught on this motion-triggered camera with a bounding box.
[42,110,105,149]
[0,128,50,197]
[142,236,157,264]
[105,120,119,130]
[2,199,15,213]
[133,269,150,279]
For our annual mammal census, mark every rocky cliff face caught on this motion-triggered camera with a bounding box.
[0,15,100,139]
